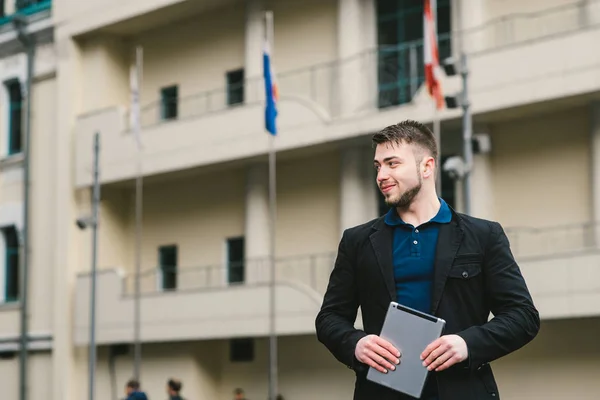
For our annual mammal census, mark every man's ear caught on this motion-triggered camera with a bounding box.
[422,156,436,178]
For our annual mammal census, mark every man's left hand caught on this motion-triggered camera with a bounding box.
[420,335,468,372]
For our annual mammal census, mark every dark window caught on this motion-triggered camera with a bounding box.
[160,85,178,120]
[230,338,254,362]
[5,80,22,155]
[3,226,19,302]
[226,69,244,106]
[227,237,244,284]
[16,0,46,11]
[376,0,451,108]
[159,245,177,290]
[0,1,5,18]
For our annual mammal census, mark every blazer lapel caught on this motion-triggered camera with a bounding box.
[431,218,463,314]
[369,219,396,302]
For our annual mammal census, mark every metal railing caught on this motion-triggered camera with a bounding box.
[122,252,337,296]
[506,221,600,260]
[117,221,600,296]
[458,0,600,55]
[117,0,600,130]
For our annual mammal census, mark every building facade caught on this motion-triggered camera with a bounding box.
[0,0,600,399]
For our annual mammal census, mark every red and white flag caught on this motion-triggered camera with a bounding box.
[424,0,444,109]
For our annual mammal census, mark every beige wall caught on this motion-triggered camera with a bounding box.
[0,352,52,400]
[80,35,130,113]
[490,107,591,227]
[486,0,580,18]
[134,3,245,122]
[29,77,58,333]
[269,0,338,73]
[276,150,341,258]
[73,318,600,400]
[493,317,600,400]
[73,335,354,400]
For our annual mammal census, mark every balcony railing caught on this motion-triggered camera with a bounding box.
[113,221,600,297]
[120,0,600,132]
[122,252,337,296]
[505,222,600,260]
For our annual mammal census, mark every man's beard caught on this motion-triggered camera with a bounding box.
[385,174,422,210]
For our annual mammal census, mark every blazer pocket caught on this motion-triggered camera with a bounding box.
[448,263,482,280]
[452,253,483,265]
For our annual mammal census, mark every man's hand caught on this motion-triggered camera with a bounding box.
[355,335,401,374]
[420,334,468,372]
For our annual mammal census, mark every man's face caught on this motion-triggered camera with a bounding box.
[234,394,244,400]
[374,141,424,209]
[125,386,133,396]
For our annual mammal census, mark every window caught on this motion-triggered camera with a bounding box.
[376,0,451,108]
[160,85,178,120]
[0,1,5,18]
[16,0,46,11]
[227,237,244,284]
[1,226,19,303]
[5,80,22,155]
[226,68,244,106]
[230,338,254,362]
[159,245,177,290]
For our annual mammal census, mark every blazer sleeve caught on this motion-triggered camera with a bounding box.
[315,229,367,371]
[457,221,540,371]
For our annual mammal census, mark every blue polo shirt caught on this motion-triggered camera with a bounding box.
[384,199,452,314]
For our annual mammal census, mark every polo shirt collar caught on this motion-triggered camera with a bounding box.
[384,198,452,227]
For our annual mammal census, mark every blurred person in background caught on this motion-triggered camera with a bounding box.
[167,378,184,400]
[233,387,248,400]
[125,379,149,400]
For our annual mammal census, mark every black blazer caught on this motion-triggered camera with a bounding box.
[315,211,540,400]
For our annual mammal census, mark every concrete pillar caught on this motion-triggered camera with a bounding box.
[337,0,370,117]
[470,153,494,220]
[81,35,129,113]
[340,145,378,233]
[245,163,270,283]
[590,102,600,247]
[52,34,82,400]
[244,0,264,104]
[456,0,487,54]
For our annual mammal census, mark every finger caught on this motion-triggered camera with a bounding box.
[367,350,397,371]
[421,338,442,360]
[435,354,460,372]
[427,348,453,371]
[364,354,389,374]
[371,343,400,365]
[375,336,401,358]
[422,342,443,366]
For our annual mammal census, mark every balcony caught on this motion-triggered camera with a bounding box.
[74,0,600,187]
[73,221,600,345]
[74,253,336,345]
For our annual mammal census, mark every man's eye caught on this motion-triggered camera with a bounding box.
[389,162,397,167]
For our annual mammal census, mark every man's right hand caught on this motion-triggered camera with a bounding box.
[354,334,401,373]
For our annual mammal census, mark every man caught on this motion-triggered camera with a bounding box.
[166,378,184,400]
[125,379,149,400]
[315,120,540,400]
[233,388,248,400]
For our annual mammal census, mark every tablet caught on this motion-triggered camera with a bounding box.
[366,302,446,398]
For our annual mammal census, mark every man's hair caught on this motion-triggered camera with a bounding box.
[126,379,140,390]
[372,120,438,163]
[168,378,182,392]
[233,388,244,395]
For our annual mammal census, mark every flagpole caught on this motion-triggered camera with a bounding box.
[132,45,144,381]
[434,104,442,195]
[265,10,278,400]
